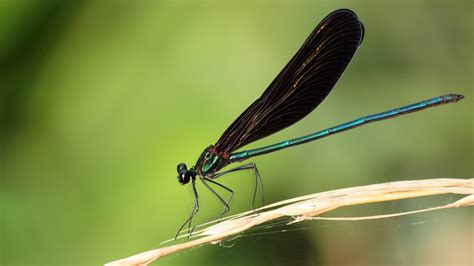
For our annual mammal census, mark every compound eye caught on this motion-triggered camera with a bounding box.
[177,171,190,184]
[177,163,187,173]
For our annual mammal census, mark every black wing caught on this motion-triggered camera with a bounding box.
[214,9,365,154]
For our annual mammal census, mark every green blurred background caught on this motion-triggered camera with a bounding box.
[1,0,472,265]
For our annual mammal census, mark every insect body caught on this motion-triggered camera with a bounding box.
[174,9,463,238]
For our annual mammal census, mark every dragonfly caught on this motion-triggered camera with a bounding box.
[174,9,463,238]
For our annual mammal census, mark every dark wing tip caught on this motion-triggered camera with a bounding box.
[358,18,365,45]
[326,8,365,46]
[328,8,358,16]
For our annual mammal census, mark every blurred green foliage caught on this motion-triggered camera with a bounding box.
[1,1,472,265]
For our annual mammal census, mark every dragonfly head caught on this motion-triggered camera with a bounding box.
[177,163,196,185]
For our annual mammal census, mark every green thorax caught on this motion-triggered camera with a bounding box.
[196,147,226,176]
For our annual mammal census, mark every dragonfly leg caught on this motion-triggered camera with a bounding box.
[210,163,264,210]
[200,177,232,219]
[175,178,199,239]
[203,177,234,211]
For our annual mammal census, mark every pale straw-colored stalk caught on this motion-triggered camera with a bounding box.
[106,178,473,266]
